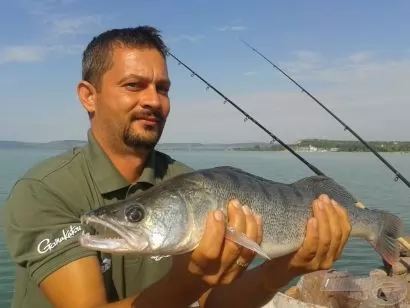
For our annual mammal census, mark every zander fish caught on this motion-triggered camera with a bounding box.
[79,166,403,265]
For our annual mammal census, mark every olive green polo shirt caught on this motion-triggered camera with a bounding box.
[2,130,194,308]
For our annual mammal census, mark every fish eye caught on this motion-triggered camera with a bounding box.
[125,204,145,223]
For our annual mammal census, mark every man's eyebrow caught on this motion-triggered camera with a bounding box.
[117,74,145,84]
[118,74,171,87]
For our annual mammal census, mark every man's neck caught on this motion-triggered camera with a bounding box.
[91,129,150,183]
[108,150,149,183]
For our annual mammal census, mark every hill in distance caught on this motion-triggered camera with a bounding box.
[0,140,270,151]
[1,139,409,152]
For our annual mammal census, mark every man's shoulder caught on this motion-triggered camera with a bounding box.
[13,146,88,195]
[23,147,84,181]
[2,145,93,245]
[153,150,194,179]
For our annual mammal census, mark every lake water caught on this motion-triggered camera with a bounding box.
[0,148,409,307]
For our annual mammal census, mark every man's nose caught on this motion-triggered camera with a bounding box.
[140,85,161,109]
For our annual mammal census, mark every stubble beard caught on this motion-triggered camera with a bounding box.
[122,121,165,151]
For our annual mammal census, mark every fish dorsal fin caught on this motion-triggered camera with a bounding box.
[211,166,246,173]
[292,175,333,188]
[225,226,271,260]
[292,175,358,204]
[209,166,280,185]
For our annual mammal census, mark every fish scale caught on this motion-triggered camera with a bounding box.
[195,167,317,252]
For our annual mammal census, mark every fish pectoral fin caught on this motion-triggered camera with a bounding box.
[225,226,271,260]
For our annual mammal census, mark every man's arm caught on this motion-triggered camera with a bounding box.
[200,194,352,308]
[39,254,210,308]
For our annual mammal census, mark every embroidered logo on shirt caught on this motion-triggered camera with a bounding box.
[37,225,83,254]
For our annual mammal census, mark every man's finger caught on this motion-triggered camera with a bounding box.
[255,214,263,245]
[222,200,246,258]
[191,210,225,271]
[322,197,342,265]
[298,213,319,262]
[238,205,259,261]
[312,197,331,268]
[333,200,351,259]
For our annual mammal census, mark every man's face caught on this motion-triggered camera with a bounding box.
[94,46,171,150]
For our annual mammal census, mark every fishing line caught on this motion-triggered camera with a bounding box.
[167,51,410,252]
[239,38,410,190]
[167,51,324,177]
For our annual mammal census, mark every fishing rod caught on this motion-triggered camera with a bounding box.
[239,38,410,190]
[167,51,410,252]
[167,51,324,177]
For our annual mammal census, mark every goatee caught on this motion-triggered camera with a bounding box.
[122,111,165,150]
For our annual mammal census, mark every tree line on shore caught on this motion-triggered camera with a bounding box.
[234,139,410,152]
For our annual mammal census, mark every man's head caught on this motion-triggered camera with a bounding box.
[78,26,171,152]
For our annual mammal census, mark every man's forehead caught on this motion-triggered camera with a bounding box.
[108,46,168,77]
[111,46,166,64]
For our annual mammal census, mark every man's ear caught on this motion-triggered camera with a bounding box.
[77,80,97,115]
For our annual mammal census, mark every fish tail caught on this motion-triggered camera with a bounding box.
[367,209,403,265]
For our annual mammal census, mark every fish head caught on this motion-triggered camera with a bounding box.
[79,189,194,255]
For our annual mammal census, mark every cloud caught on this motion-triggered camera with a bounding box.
[165,34,205,44]
[346,51,374,64]
[292,50,323,65]
[2,0,108,65]
[20,0,78,15]
[279,50,325,74]
[0,43,83,64]
[216,25,248,32]
[0,45,46,64]
[45,14,104,36]
[281,50,410,96]
[243,71,257,76]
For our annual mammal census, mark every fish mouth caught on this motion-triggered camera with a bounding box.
[79,215,148,253]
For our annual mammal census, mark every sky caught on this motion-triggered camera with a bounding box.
[0,0,409,143]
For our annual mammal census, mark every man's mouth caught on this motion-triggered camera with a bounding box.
[132,114,162,126]
[139,117,159,125]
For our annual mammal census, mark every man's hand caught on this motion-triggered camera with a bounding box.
[262,194,352,290]
[172,199,262,287]
[185,194,352,308]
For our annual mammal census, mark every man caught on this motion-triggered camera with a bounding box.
[2,26,351,308]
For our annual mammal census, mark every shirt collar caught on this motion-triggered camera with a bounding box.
[84,129,156,194]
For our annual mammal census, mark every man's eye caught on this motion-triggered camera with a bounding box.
[157,86,170,95]
[125,83,140,90]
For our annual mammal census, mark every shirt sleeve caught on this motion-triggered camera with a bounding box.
[2,178,97,285]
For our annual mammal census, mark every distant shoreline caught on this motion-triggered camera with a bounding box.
[1,139,409,153]
[232,139,410,153]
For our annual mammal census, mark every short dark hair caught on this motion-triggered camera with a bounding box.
[82,25,169,90]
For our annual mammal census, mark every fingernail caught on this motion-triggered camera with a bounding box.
[318,200,324,210]
[243,205,251,215]
[255,214,263,225]
[311,218,318,229]
[331,199,338,207]
[214,210,224,221]
[320,194,329,202]
[232,199,240,208]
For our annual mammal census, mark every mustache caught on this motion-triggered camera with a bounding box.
[130,110,164,123]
